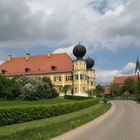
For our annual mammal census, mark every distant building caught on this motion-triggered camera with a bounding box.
[114,75,137,84]
[0,44,96,96]
[102,85,111,95]
[102,59,140,95]
[114,58,140,84]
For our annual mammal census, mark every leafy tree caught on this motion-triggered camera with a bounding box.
[62,85,70,95]
[136,78,140,102]
[96,84,104,94]
[0,75,20,99]
[19,77,45,100]
[19,77,59,100]
[86,89,96,97]
[123,78,137,95]
[110,83,123,96]
[41,77,54,88]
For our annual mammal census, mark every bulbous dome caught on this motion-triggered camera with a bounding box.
[73,44,86,59]
[86,57,94,69]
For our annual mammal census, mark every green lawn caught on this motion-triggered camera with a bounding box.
[0,103,111,140]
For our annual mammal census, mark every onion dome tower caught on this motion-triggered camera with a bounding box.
[72,44,87,95]
[86,57,95,90]
[86,57,95,70]
[73,44,86,60]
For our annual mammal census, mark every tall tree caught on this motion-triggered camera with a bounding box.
[110,83,122,96]
[96,84,104,94]
[123,78,137,95]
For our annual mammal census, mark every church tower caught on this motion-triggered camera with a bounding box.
[135,58,140,79]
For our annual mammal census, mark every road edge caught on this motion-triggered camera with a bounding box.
[51,102,116,140]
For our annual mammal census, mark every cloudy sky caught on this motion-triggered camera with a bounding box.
[0,0,139,84]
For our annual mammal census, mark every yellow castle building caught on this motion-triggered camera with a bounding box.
[0,44,95,96]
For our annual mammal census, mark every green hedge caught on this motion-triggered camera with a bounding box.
[64,95,92,100]
[0,99,99,126]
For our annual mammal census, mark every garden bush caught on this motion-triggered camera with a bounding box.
[0,75,59,100]
[64,95,93,100]
[0,99,99,126]
[136,94,140,102]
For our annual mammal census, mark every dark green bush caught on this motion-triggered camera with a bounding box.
[64,95,93,100]
[136,94,140,102]
[0,99,99,126]
[103,98,108,103]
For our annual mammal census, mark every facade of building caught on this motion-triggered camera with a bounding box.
[0,44,95,96]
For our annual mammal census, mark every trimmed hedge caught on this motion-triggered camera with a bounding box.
[64,95,92,100]
[0,99,99,126]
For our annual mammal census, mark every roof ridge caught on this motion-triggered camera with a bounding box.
[10,52,69,59]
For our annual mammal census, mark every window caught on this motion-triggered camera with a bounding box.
[25,68,30,73]
[74,75,78,80]
[91,81,93,85]
[54,76,61,82]
[75,87,77,93]
[66,76,72,81]
[51,65,57,71]
[80,75,86,80]
[1,69,7,74]
[82,87,86,92]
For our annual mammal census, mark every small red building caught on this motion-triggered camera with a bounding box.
[113,75,138,84]
[102,85,111,95]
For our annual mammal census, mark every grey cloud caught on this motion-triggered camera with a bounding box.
[0,0,140,49]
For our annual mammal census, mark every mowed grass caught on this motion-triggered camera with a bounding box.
[0,103,111,140]
[0,97,73,108]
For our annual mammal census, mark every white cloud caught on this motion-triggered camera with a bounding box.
[0,60,4,64]
[53,45,74,58]
[121,62,135,74]
[0,0,139,50]
[96,62,136,84]
[96,69,120,84]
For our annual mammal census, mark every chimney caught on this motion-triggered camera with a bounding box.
[47,51,52,58]
[8,55,12,62]
[25,53,30,61]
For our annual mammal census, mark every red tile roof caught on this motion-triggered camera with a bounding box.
[114,75,138,84]
[0,53,73,76]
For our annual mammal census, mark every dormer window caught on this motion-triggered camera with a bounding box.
[25,68,30,73]
[1,69,7,74]
[51,65,57,71]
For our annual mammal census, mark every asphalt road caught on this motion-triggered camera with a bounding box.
[52,101,140,140]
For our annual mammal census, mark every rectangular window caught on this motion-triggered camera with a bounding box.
[74,75,78,80]
[75,87,77,93]
[82,87,86,92]
[54,76,61,82]
[91,81,93,85]
[66,76,72,81]
[80,75,86,80]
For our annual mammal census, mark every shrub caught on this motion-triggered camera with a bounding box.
[19,77,59,100]
[64,95,92,100]
[136,94,140,102]
[0,75,20,99]
[0,99,99,126]
[103,98,108,103]
[19,77,46,100]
